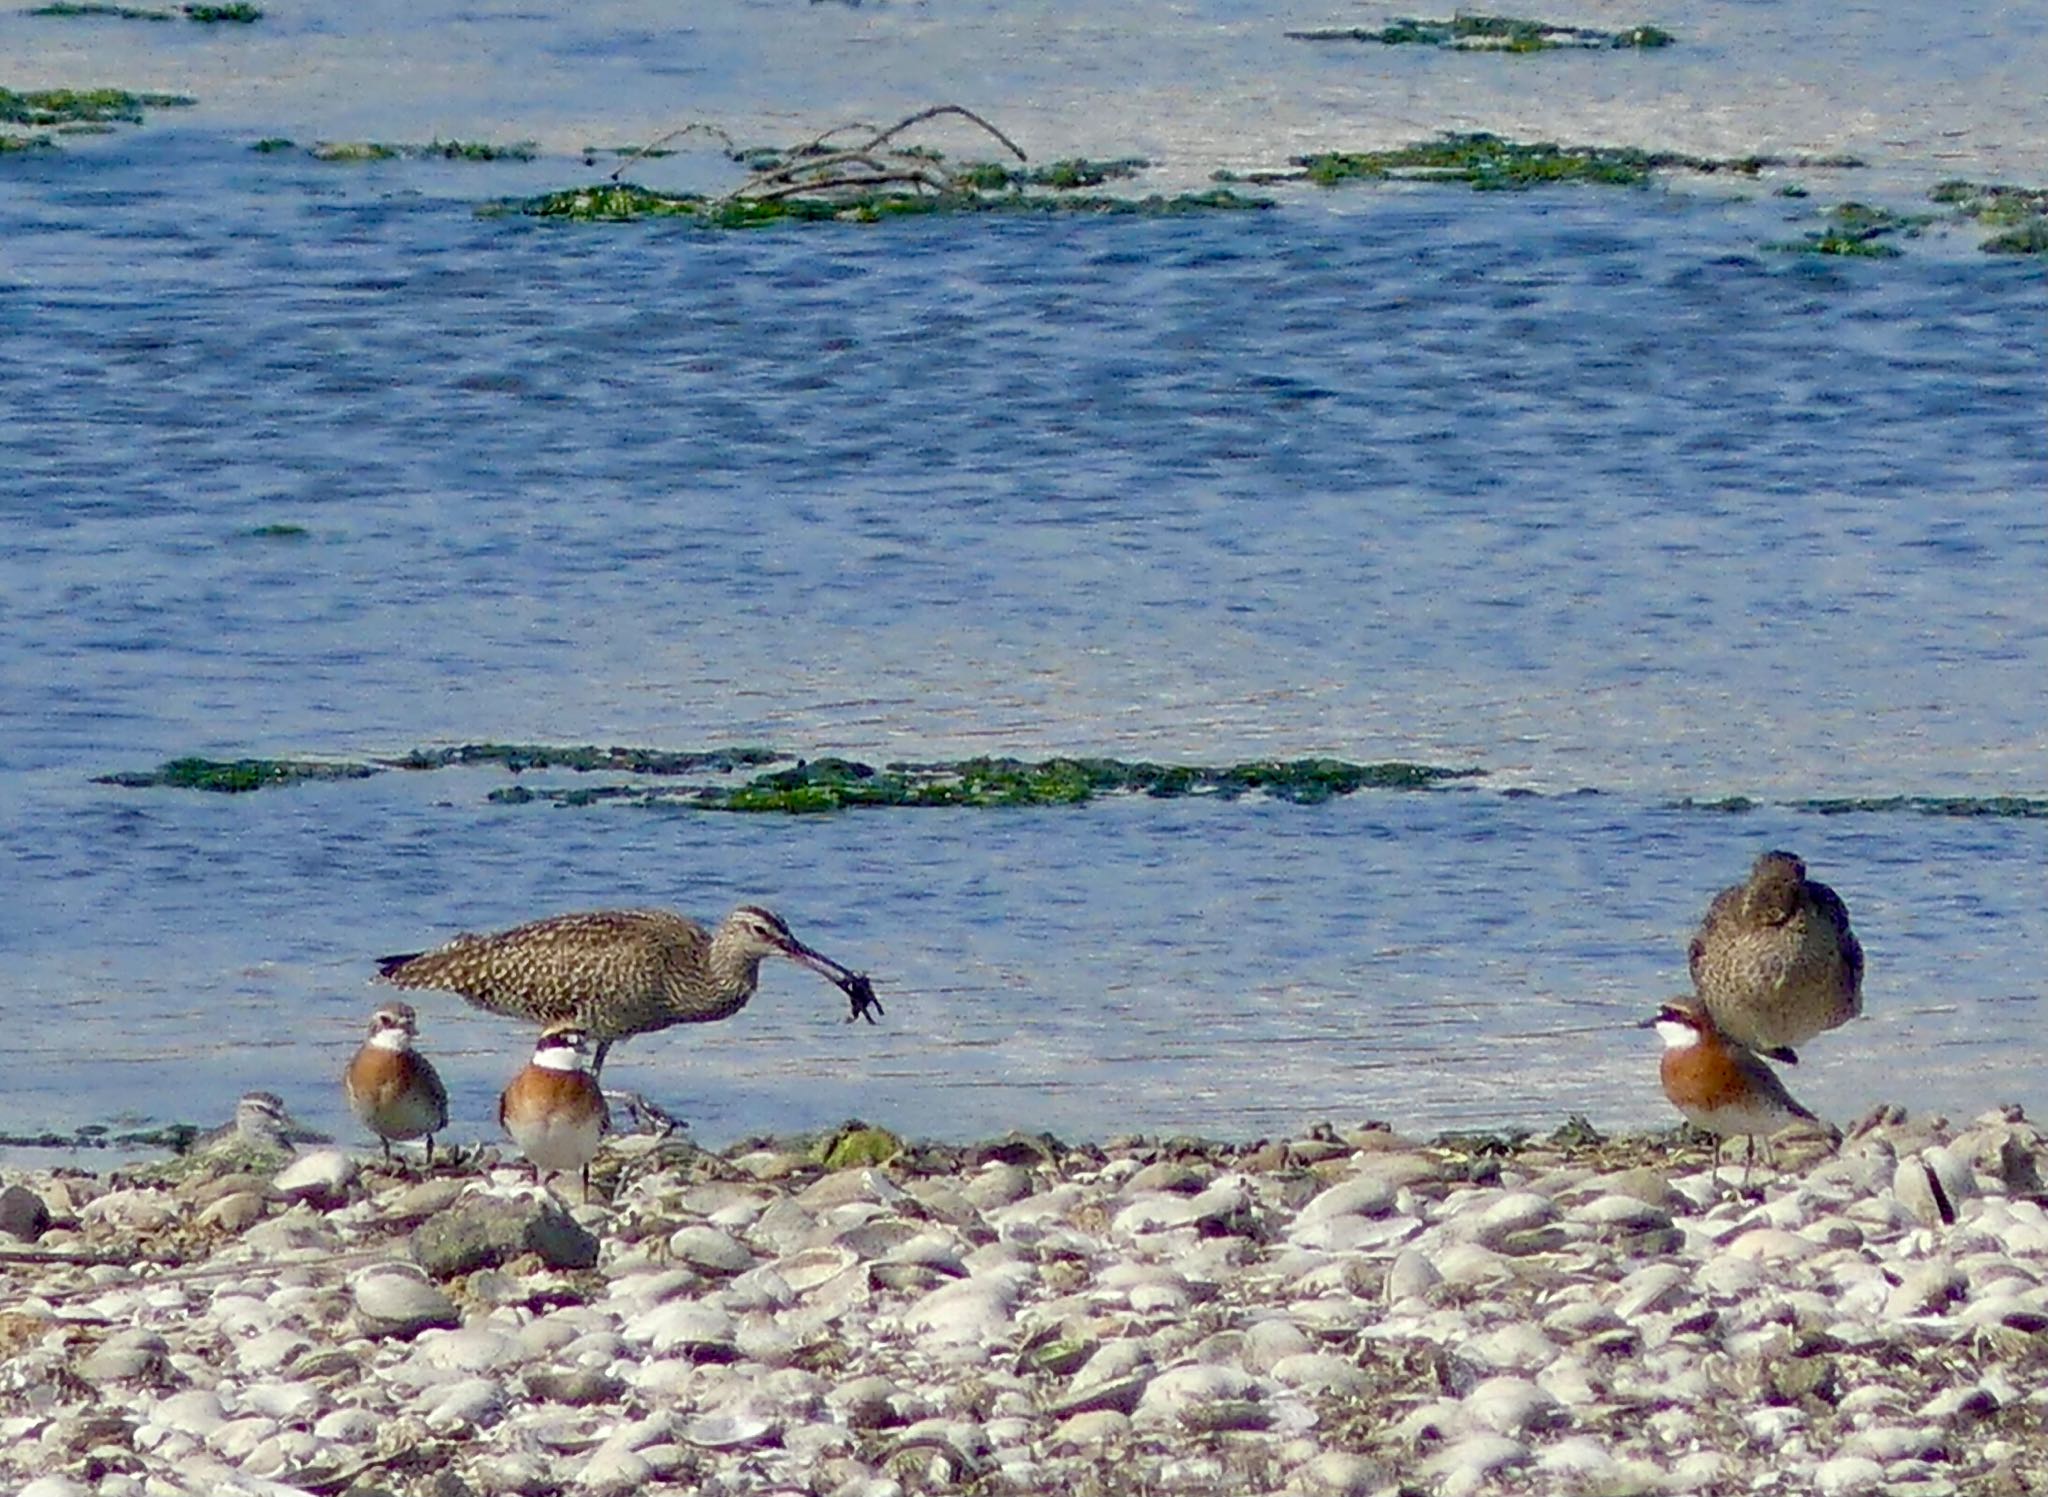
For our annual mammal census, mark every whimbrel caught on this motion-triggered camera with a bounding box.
[343,1001,450,1165]
[1645,996,1832,1181]
[375,904,881,1075]
[499,1023,610,1199]
[1688,850,1863,1063]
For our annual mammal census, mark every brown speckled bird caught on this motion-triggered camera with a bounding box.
[1688,850,1863,1063]
[375,905,882,1075]
[343,1001,450,1165]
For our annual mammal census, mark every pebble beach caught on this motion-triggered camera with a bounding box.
[5,1105,2046,1497]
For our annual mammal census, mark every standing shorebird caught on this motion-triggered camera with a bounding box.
[1645,996,1830,1180]
[375,905,882,1076]
[499,1024,610,1199]
[343,1002,450,1166]
[1689,850,1863,1063]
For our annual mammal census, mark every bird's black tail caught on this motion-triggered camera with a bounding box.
[375,952,422,981]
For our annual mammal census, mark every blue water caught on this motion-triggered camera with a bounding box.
[2,1,2044,1160]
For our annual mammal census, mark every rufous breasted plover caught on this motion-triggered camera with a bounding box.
[343,1001,450,1165]
[498,1023,611,1199]
[1688,849,1864,1063]
[1645,996,1831,1180]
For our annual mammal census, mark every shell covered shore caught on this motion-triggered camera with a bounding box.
[4,1107,2046,1497]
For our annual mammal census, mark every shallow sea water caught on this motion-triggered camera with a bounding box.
[1,0,2043,1161]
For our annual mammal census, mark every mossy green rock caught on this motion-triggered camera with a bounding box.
[817,1125,906,1170]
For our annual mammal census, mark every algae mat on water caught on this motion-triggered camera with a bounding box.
[1288,13,1674,51]
[1271,132,1861,191]
[94,750,1484,808]
[92,748,2048,818]
[29,2,261,20]
[499,104,1270,225]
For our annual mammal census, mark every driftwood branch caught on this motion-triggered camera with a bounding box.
[860,103,1027,163]
[608,121,740,183]
[709,104,1031,209]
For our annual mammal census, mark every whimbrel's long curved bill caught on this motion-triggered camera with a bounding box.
[782,937,886,1025]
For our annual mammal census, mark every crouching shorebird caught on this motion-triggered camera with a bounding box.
[374,905,882,1076]
[1689,849,1863,1063]
[1645,996,1833,1181]
[190,1091,330,1157]
[342,1002,450,1166]
[500,1024,610,1199]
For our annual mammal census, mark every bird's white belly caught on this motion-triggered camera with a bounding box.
[510,1112,604,1172]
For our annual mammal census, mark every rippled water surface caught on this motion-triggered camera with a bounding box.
[2,0,2043,1160]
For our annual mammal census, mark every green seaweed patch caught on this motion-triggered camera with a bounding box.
[961,156,1152,191]
[0,1120,198,1152]
[1795,796,2048,818]
[1981,220,2048,255]
[306,139,537,163]
[531,755,1485,811]
[1670,796,1758,813]
[243,522,310,539]
[512,107,1264,227]
[30,3,176,18]
[388,743,782,775]
[1289,13,1674,51]
[508,179,1267,226]
[1289,133,1850,191]
[30,1,261,17]
[2,132,57,153]
[1931,180,2048,256]
[0,86,196,127]
[93,756,379,792]
[1764,200,1930,258]
[814,1122,905,1169]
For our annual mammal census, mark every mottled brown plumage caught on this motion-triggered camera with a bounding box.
[376,905,881,1074]
[1688,850,1863,1062]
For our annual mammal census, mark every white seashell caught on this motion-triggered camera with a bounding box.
[1447,1192,1557,1249]
[768,1246,860,1295]
[1268,1352,1370,1396]
[312,1407,383,1443]
[1420,1432,1529,1497]
[1459,1375,1568,1436]
[1722,1227,1821,1264]
[206,1415,279,1461]
[234,1328,312,1375]
[626,1301,735,1357]
[1384,1248,1441,1303]
[682,1409,776,1448]
[1297,1450,1386,1496]
[1813,1455,1887,1495]
[145,1389,225,1439]
[1464,1323,1559,1374]
[1292,1175,1400,1230]
[238,1380,321,1421]
[667,1225,756,1276]
[349,1268,459,1339]
[424,1376,507,1433]
[272,1149,358,1206]
[1240,1318,1313,1373]
[1431,1242,1512,1288]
